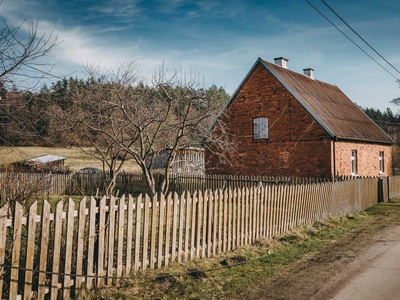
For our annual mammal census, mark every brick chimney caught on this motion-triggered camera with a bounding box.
[274,57,289,69]
[303,68,314,79]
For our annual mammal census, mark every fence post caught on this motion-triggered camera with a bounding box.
[377,178,383,203]
[0,202,8,298]
[384,176,390,202]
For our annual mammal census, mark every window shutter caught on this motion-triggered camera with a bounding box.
[253,117,268,139]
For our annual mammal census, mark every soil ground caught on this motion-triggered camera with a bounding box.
[245,201,400,300]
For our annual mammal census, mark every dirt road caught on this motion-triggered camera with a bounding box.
[316,225,400,300]
[246,201,400,300]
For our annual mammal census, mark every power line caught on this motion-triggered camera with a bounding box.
[372,119,400,126]
[305,0,400,81]
[320,0,400,76]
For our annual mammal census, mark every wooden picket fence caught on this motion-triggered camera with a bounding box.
[0,176,392,299]
[0,171,329,201]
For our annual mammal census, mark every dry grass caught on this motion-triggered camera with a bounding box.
[0,146,141,172]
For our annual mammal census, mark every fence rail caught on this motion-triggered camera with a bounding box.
[0,176,393,299]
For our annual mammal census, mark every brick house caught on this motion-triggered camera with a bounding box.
[205,57,394,179]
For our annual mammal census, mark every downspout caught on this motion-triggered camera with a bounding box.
[333,137,337,180]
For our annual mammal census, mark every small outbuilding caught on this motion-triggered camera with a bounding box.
[151,147,205,175]
[13,154,67,173]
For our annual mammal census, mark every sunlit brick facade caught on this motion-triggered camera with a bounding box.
[205,58,393,179]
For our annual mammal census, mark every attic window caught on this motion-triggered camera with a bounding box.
[253,117,268,139]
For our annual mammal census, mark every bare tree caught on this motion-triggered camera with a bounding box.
[390,80,400,106]
[0,3,59,89]
[0,170,54,210]
[0,0,59,146]
[64,60,232,196]
[0,91,38,144]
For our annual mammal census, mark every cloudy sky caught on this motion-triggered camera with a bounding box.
[1,0,400,111]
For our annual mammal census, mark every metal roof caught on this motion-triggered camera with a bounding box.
[25,154,66,164]
[261,59,394,144]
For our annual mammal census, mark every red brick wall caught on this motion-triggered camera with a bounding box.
[205,62,333,178]
[334,141,392,177]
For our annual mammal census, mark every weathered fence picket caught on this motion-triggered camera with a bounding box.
[157,193,165,268]
[76,197,86,289]
[24,202,37,300]
[9,201,22,300]
[0,203,8,298]
[63,199,74,300]
[125,195,134,275]
[37,201,50,299]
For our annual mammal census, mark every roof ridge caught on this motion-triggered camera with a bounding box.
[262,59,336,87]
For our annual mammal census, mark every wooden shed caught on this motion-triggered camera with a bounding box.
[13,154,66,173]
[151,147,205,175]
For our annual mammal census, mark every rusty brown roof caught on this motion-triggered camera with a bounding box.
[261,59,393,144]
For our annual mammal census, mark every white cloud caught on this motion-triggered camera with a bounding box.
[88,0,142,18]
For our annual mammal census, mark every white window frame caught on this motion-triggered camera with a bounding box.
[253,117,268,140]
[379,151,385,175]
[351,150,357,176]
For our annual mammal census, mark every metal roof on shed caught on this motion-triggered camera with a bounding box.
[25,154,66,164]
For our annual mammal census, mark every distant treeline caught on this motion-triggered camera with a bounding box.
[0,77,229,146]
[361,106,400,145]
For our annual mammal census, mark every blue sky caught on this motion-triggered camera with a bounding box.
[1,0,400,111]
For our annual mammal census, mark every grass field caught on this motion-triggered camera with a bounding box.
[0,146,141,172]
